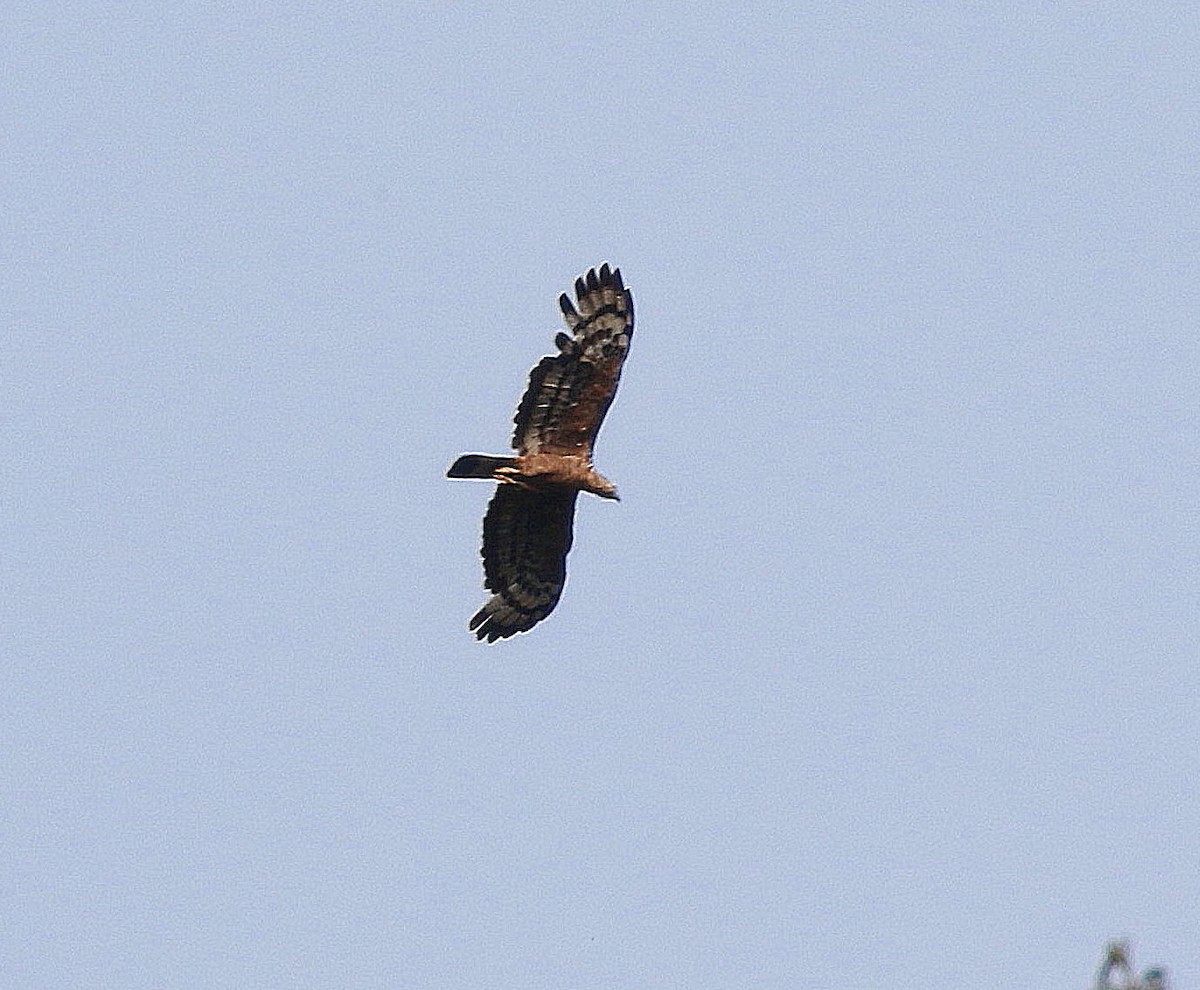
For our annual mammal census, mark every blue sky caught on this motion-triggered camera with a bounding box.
[4,3,1197,987]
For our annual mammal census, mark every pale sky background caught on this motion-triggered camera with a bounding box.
[4,3,1198,988]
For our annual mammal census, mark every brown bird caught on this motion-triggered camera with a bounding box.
[447,264,634,642]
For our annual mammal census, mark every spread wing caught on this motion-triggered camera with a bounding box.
[511,264,634,457]
[469,485,579,642]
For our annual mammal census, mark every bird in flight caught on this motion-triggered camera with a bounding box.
[447,264,634,642]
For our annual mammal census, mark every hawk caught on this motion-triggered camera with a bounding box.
[447,264,634,642]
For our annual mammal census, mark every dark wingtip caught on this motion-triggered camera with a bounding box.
[574,276,587,301]
[559,293,576,317]
[469,606,518,643]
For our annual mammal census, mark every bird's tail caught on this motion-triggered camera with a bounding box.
[446,454,517,479]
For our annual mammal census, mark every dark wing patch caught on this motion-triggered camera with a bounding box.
[511,264,634,456]
[469,485,579,642]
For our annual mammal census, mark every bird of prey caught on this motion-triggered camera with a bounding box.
[447,264,634,642]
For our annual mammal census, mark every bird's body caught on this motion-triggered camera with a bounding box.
[447,264,634,642]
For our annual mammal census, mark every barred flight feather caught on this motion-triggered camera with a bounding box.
[511,262,634,456]
[469,486,578,642]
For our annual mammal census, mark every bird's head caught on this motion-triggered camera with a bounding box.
[591,478,620,501]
